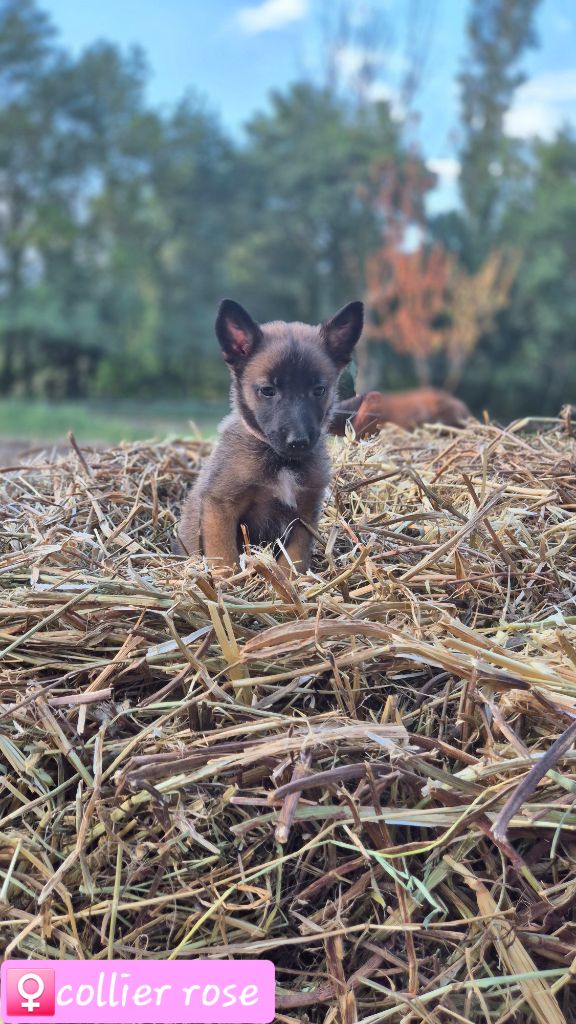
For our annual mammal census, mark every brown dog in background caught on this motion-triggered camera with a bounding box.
[329,387,470,439]
[175,299,363,573]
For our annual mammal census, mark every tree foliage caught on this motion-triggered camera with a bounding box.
[458,0,541,267]
[444,0,576,417]
[365,244,450,386]
[0,0,574,420]
[225,83,407,325]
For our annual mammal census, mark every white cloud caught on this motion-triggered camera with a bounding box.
[333,45,378,79]
[333,44,408,80]
[505,69,576,140]
[364,81,393,102]
[401,224,424,253]
[519,69,576,104]
[331,45,406,117]
[363,81,404,118]
[505,103,561,140]
[428,157,460,183]
[427,158,461,215]
[235,0,308,34]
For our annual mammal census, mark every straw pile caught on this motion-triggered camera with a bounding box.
[1,413,576,1023]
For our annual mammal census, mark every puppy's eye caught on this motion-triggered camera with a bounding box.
[259,385,276,398]
[313,385,326,397]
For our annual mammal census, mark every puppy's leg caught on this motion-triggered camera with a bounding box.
[172,536,186,556]
[176,486,201,557]
[201,498,240,573]
[278,491,322,574]
[279,523,314,573]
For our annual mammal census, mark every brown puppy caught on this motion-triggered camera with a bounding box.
[175,299,364,573]
[329,387,470,438]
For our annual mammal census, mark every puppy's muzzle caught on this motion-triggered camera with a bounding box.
[286,434,311,452]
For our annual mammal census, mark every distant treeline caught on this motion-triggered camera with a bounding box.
[1,0,575,418]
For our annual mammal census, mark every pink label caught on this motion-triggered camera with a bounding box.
[1,960,275,1024]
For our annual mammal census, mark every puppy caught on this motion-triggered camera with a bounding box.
[175,299,364,573]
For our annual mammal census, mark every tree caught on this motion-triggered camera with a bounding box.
[226,82,404,326]
[365,243,449,386]
[146,96,236,398]
[458,0,541,267]
[0,0,62,392]
[0,1,156,397]
[462,131,576,418]
[357,156,438,389]
[41,41,159,397]
[441,248,519,388]
[0,0,233,399]
[2,0,568,420]
[364,241,518,390]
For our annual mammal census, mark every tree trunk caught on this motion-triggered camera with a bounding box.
[0,332,16,393]
[414,353,431,387]
[445,349,466,391]
[21,333,35,397]
[355,335,381,392]
[3,234,25,395]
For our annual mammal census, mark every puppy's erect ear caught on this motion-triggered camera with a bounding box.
[216,299,262,365]
[321,301,364,367]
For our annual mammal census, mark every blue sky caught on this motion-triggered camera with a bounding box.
[43,0,576,212]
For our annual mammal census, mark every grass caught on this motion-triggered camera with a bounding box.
[0,397,227,444]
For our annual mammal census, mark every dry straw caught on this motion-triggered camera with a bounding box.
[1,412,576,1022]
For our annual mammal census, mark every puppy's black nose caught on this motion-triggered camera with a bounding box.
[287,436,310,451]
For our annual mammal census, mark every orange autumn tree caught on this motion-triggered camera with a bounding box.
[365,242,451,386]
[441,248,520,387]
[355,155,439,389]
[359,163,519,390]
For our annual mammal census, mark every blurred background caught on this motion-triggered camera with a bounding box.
[0,0,575,458]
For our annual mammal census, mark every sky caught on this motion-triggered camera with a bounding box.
[42,0,576,213]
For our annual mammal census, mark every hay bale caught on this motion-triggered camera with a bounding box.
[1,419,576,1021]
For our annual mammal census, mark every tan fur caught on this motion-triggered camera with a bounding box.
[330,387,470,438]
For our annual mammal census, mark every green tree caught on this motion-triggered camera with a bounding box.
[0,0,234,399]
[0,0,63,392]
[462,131,576,418]
[61,41,163,396]
[146,96,236,397]
[458,0,541,267]
[226,82,404,325]
[0,1,155,397]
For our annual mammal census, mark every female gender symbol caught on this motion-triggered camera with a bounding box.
[17,974,45,1013]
